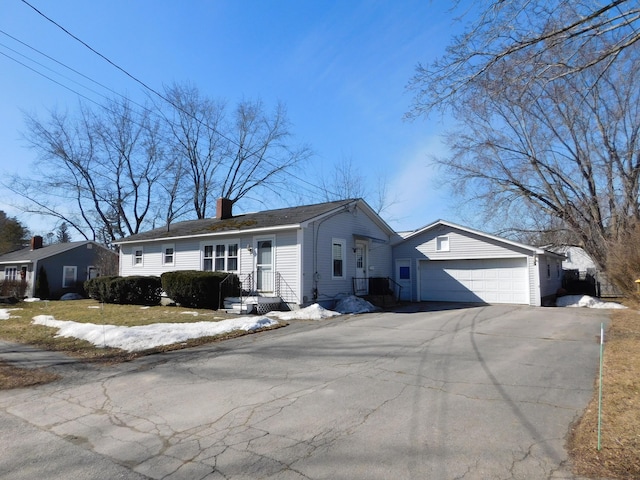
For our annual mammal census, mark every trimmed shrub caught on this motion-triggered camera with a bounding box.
[161,270,240,310]
[85,276,117,302]
[84,276,162,305]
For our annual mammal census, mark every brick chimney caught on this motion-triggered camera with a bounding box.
[216,198,233,220]
[30,235,43,250]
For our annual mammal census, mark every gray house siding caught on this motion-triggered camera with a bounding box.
[36,243,99,298]
[0,241,115,299]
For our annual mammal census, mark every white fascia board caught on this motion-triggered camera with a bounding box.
[114,224,302,245]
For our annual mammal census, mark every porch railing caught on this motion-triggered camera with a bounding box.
[223,271,299,311]
[352,276,403,303]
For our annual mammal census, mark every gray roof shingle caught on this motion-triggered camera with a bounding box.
[0,241,98,264]
[115,199,359,244]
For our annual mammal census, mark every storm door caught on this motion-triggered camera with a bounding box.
[256,239,274,292]
[354,240,368,295]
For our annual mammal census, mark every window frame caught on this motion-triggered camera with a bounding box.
[202,240,239,272]
[133,246,144,267]
[331,238,346,280]
[436,235,450,252]
[62,266,77,288]
[4,266,17,281]
[162,244,175,266]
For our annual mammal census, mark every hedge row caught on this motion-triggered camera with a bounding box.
[161,270,240,310]
[85,276,162,305]
[84,271,241,309]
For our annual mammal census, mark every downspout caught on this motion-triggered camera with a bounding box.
[312,200,358,301]
[31,259,38,299]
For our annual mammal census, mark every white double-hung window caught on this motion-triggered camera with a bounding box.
[332,238,346,279]
[203,241,239,272]
[62,266,77,288]
[133,247,144,266]
[4,266,17,281]
[162,244,175,265]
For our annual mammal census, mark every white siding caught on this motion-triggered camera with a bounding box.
[305,206,393,306]
[120,236,252,277]
[394,224,542,306]
[267,230,300,304]
[119,231,302,303]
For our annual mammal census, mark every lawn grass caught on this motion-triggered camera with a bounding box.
[0,299,279,388]
[568,306,640,479]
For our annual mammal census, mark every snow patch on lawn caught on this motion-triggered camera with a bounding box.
[31,315,280,352]
[556,295,626,309]
[0,308,22,320]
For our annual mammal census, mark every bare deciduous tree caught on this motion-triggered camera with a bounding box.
[8,86,311,241]
[162,84,311,218]
[218,99,311,207]
[319,157,367,201]
[407,0,640,288]
[10,98,167,243]
[408,0,640,116]
[163,84,226,219]
[318,157,398,217]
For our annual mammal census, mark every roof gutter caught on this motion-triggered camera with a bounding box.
[113,223,303,246]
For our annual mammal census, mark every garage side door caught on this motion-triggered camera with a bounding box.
[419,258,529,304]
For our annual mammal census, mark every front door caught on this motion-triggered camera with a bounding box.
[256,238,274,292]
[395,259,411,301]
[354,240,368,295]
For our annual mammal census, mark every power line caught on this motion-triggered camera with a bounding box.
[15,0,341,200]
[0,29,124,101]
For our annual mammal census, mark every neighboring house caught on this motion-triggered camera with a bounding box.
[392,220,565,306]
[550,245,597,274]
[114,198,397,310]
[0,236,117,299]
[549,245,621,297]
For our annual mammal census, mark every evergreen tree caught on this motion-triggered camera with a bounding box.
[34,265,50,300]
[0,211,27,254]
[56,222,71,243]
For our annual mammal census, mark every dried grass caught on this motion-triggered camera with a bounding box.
[0,299,283,389]
[0,361,60,389]
[568,308,640,479]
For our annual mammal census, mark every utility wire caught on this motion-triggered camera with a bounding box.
[16,0,341,200]
[0,29,124,101]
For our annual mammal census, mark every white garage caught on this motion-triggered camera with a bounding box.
[393,220,564,306]
[419,257,529,304]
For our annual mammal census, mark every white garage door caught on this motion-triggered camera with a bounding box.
[419,258,529,304]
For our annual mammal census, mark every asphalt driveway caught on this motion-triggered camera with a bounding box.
[0,304,607,479]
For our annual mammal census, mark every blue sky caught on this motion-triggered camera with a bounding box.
[0,0,465,238]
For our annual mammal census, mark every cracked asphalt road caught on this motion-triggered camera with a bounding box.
[0,304,607,479]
